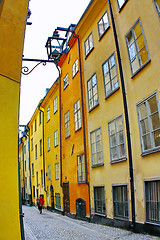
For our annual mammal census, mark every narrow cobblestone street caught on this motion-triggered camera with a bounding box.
[23,206,160,240]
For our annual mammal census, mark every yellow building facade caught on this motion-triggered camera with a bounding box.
[0,0,29,239]
[28,104,45,205]
[75,0,160,235]
[57,25,90,219]
[40,80,63,212]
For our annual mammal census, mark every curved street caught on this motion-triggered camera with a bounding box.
[23,206,160,240]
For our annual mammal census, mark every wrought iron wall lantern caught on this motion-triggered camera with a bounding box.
[21,29,67,75]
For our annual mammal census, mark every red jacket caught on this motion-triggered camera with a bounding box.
[36,196,44,206]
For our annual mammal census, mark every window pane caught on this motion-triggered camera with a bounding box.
[148,96,158,114]
[140,119,150,135]
[139,103,147,119]
[153,129,160,147]
[103,12,109,30]
[142,134,151,150]
[151,113,160,130]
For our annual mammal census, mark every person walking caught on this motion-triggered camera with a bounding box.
[36,195,44,214]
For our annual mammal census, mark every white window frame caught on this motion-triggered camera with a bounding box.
[47,106,50,122]
[53,96,58,114]
[54,129,58,147]
[97,11,110,39]
[64,73,69,89]
[48,165,51,180]
[94,186,106,215]
[74,99,81,132]
[72,59,78,78]
[137,92,160,155]
[90,127,104,166]
[87,73,99,111]
[77,154,86,183]
[108,115,126,163]
[55,163,59,180]
[145,179,160,224]
[84,32,94,57]
[125,19,150,76]
[102,53,119,98]
[112,184,129,220]
[47,136,50,151]
[117,0,127,10]
[153,0,160,18]
[64,111,70,138]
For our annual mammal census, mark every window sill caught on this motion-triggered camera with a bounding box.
[65,135,71,139]
[92,163,104,168]
[64,83,69,90]
[85,47,94,60]
[72,70,79,79]
[110,157,127,164]
[47,119,50,123]
[99,26,110,41]
[94,213,106,217]
[141,147,160,157]
[78,181,86,184]
[105,86,120,100]
[131,59,151,79]
[75,126,82,133]
[89,103,99,113]
[114,216,129,221]
[118,0,128,13]
[145,221,160,227]
[54,110,58,114]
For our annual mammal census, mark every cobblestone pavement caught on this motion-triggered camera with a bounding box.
[23,206,160,240]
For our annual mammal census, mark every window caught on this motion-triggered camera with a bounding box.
[74,99,81,132]
[77,154,86,182]
[32,163,34,176]
[35,119,37,131]
[47,106,50,122]
[90,128,103,166]
[55,193,61,210]
[31,125,33,135]
[39,111,42,125]
[108,115,126,162]
[97,11,110,39]
[24,161,26,171]
[94,186,106,215]
[55,163,59,180]
[102,53,119,98]
[64,73,69,89]
[137,92,160,154]
[31,138,33,151]
[36,172,38,187]
[113,185,129,219]
[64,111,70,138]
[40,139,42,155]
[145,180,160,224]
[126,19,150,76]
[154,0,160,18]
[33,186,35,198]
[72,59,78,78]
[35,144,37,159]
[24,145,26,154]
[41,170,43,186]
[47,137,50,151]
[54,129,58,147]
[117,0,127,9]
[53,96,58,113]
[48,165,51,180]
[84,32,94,57]
[87,74,99,111]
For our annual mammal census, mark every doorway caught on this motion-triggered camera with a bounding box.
[63,182,70,215]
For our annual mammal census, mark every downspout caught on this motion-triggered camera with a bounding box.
[38,104,46,193]
[27,128,32,206]
[56,64,63,188]
[22,140,25,202]
[73,33,91,219]
[107,0,135,229]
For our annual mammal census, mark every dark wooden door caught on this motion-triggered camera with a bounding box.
[63,182,70,215]
[50,185,54,210]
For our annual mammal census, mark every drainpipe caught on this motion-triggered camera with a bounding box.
[38,104,46,193]
[26,128,32,206]
[56,64,63,188]
[107,0,135,229]
[73,33,91,219]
